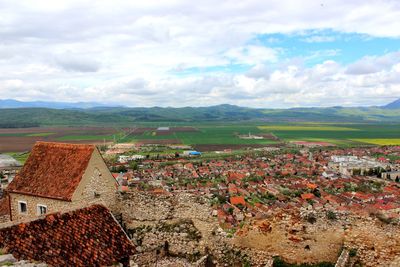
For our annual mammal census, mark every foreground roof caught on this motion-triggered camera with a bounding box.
[0,205,135,266]
[7,142,95,201]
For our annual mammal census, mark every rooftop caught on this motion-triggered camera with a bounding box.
[0,205,135,266]
[7,142,95,201]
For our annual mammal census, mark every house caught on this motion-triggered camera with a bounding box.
[382,171,400,181]
[0,205,135,266]
[6,142,118,221]
[301,193,315,201]
[230,196,246,206]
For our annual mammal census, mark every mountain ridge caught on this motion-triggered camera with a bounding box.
[383,98,400,109]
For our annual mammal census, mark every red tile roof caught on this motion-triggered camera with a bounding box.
[230,196,246,206]
[0,205,135,266]
[0,195,9,217]
[7,142,95,201]
[301,193,315,200]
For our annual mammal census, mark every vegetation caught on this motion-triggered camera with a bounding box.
[326,211,337,221]
[5,152,30,164]
[1,104,400,127]
[272,256,334,267]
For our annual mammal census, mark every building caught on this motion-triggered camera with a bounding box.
[382,171,400,181]
[0,154,22,170]
[328,155,389,176]
[0,154,22,187]
[157,127,170,131]
[0,205,135,266]
[6,142,118,221]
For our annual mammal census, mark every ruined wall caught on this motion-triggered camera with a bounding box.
[119,191,274,266]
[343,219,400,267]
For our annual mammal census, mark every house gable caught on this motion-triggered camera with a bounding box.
[72,148,118,204]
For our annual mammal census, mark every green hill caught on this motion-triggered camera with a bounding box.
[1,105,400,127]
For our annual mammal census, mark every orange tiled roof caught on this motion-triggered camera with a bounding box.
[301,193,315,200]
[230,196,246,206]
[0,205,135,266]
[0,195,9,217]
[7,142,95,201]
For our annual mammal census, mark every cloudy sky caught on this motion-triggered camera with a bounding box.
[1,0,400,108]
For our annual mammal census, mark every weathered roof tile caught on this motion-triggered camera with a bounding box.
[0,205,135,266]
[7,142,95,201]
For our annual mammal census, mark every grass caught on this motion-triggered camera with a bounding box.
[350,139,400,145]
[5,152,30,164]
[121,126,279,145]
[116,123,400,148]
[173,126,276,145]
[56,134,115,141]
[257,123,400,146]
[26,132,54,137]
[258,125,359,131]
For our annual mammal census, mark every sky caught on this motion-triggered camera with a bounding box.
[0,0,400,108]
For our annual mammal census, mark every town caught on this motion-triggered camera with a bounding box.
[1,141,400,266]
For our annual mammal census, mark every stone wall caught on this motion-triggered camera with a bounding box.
[9,193,81,221]
[72,148,118,210]
[119,190,273,266]
[343,218,400,267]
[0,215,10,224]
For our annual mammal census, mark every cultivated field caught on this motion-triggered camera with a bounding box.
[257,123,400,146]
[0,127,119,153]
[1,123,400,153]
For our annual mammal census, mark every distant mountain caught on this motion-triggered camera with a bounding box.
[383,98,400,109]
[0,99,123,109]
[1,104,400,127]
[1,99,400,127]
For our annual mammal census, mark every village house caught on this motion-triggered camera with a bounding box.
[6,142,118,221]
[382,170,400,181]
[0,154,22,188]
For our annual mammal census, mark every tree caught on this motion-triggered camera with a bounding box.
[326,211,337,221]
[129,161,138,170]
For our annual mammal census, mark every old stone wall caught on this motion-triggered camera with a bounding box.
[119,190,274,266]
[0,215,9,224]
[343,218,400,267]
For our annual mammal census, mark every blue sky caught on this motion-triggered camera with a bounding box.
[256,30,400,65]
[0,0,400,108]
[171,30,400,76]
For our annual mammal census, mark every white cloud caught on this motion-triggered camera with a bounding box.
[0,0,400,107]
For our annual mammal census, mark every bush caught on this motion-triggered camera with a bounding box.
[272,256,334,267]
[326,211,337,221]
[349,248,357,257]
[305,214,317,224]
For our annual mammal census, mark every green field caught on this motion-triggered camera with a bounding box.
[5,152,30,164]
[118,123,400,147]
[350,139,400,145]
[1,123,400,154]
[258,125,359,131]
[26,132,55,137]
[56,134,115,141]
[121,126,278,145]
[257,123,400,146]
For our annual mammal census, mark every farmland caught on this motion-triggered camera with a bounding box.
[0,127,119,153]
[0,123,400,153]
